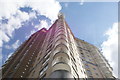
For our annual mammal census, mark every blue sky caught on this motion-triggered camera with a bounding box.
[60,2,117,47]
[0,1,118,77]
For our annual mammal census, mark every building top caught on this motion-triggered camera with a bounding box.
[58,12,65,19]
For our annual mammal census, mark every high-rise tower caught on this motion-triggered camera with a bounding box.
[2,13,114,79]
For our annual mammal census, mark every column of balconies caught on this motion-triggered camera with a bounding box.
[51,18,71,74]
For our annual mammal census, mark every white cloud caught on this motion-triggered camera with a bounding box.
[0,48,2,60]
[4,40,20,50]
[25,30,36,39]
[5,52,13,61]
[26,20,49,39]
[12,40,20,49]
[0,0,61,50]
[28,0,61,22]
[0,48,2,67]
[35,20,49,30]
[4,45,11,50]
[29,11,37,19]
[0,0,61,21]
[101,22,118,77]
[0,30,10,47]
[57,0,119,2]
[80,0,84,5]
[7,52,13,59]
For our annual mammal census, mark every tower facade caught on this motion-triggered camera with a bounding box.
[2,13,114,79]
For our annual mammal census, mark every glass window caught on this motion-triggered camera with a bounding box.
[44,53,50,59]
[15,63,20,69]
[74,77,76,80]
[81,53,84,55]
[89,76,93,78]
[42,57,49,66]
[87,70,92,75]
[40,69,44,76]
[47,43,52,49]
[40,73,46,78]
[96,73,99,76]
[39,64,48,76]
[87,55,90,57]
[93,68,96,70]
[72,66,79,78]
[85,64,89,68]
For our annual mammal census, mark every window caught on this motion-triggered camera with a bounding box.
[42,57,49,66]
[39,64,48,76]
[70,52,74,57]
[87,70,92,75]
[74,77,76,80]
[22,72,25,74]
[15,63,20,69]
[81,53,84,55]
[46,49,50,53]
[47,43,52,50]
[84,71,86,74]
[29,44,32,48]
[32,71,35,76]
[26,65,28,67]
[73,57,76,62]
[93,68,96,70]
[96,73,99,76]
[40,69,44,76]
[48,39,53,44]
[89,76,93,78]
[44,52,50,59]
[87,55,90,57]
[40,73,46,79]
[89,76,94,80]
[85,64,89,68]
[72,66,79,78]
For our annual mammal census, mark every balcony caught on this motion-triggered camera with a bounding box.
[55,27,66,34]
[52,56,70,66]
[55,31,67,39]
[96,57,104,62]
[105,71,113,78]
[99,62,106,66]
[54,39,68,48]
[53,51,69,59]
[55,31,67,38]
[52,62,71,73]
[54,44,69,55]
[55,35,68,43]
[101,66,110,72]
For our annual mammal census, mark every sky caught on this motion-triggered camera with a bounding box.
[0,0,118,78]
